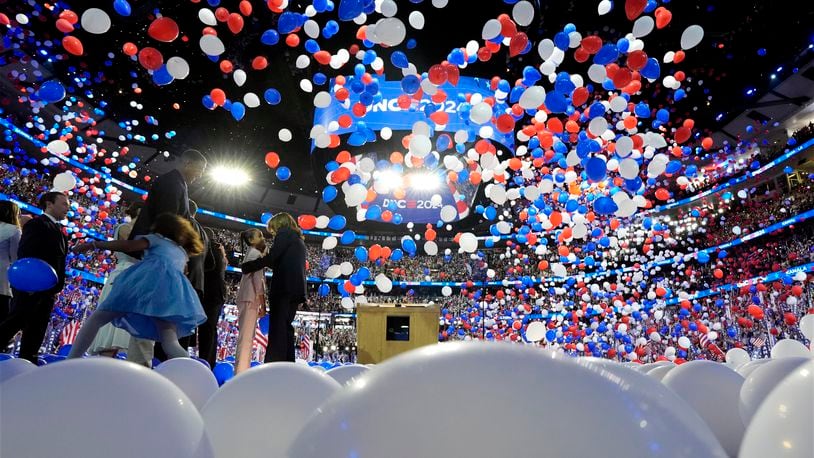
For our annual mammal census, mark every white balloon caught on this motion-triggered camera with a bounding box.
[440,205,457,223]
[525,322,546,342]
[1,358,212,457]
[325,265,341,279]
[344,183,367,207]
[322,237,337,250]
[166,56,190,80]
[408,11,424,30]
[374,274,392,293]
[424,241,438,256]
[735,359,771,379]
[315,215,330,229]
[326,365,369,386]
[470,102,492,124]
[646,364,676,382]
[680,25,705,50]
[202,363,340,458]
[233,69,247,87]
[53,172,77,192]
[46,139,69,155]
[199,35,225,56]
[279,128,293,142]
[339,262,354,276]
[379,0,397,17]
[341,297,354,310]
[800,313,814,341]
[0,358,36,384]
[198,8,217,26]
[739,357,810,427]
[374,18,406,46]
[619,158,639,180]
[739,360,813,458]
[380,127,392,140]
[518,86,546,109]
[243,92,260,108]
[725,348,750,366]
[662,361,746,457]
[597,0,612,15]
[458,233,478,253]
[512,1,534,27]
[289,343,728,458]
[770,339,810,359]
[409,134,432,158]
[441,286,452,297]
[81,8,111,35]
[155,358,219,411]
[303,19,320,39]
[632,16,654,38]
[482,19,501,40]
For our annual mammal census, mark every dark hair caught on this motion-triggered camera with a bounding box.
[239,228,263,253]
[125,202,142,219]
[38,191,66,210]
[267,212,304,239]
[0,200,20,227]
[151,213,204,256]
[181,149,207,164]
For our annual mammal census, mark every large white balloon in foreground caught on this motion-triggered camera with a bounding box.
[0,358,36,384]
[288,342,727,457]
[0,358,212,458]
[739,360,813,458]
[155,357,219,411]
[738,357,810,427]
[202,362,340,458]
[662,360,745,457]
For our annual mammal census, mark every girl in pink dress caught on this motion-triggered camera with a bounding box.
[234,228,267,374]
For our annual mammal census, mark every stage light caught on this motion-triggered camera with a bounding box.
[408,172,441,191]
[374,169,403,193]
[210,165,251,186]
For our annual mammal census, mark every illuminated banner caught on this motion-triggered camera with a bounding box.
[313,76,515,150]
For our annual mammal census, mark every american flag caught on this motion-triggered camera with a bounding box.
[59,320,80,346]
[699,333,710,348]
[253,325,268,351]
[300,333,313,361]
[750,334,767,348]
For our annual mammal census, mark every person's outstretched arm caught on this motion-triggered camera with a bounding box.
[241,234,289,274]
[72,237,150,254]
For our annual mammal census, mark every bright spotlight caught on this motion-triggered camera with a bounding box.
[210,165,251,186]
[374,170,403,193]
[408,172,441,191]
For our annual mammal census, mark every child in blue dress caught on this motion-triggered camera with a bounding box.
[68,214,207,360]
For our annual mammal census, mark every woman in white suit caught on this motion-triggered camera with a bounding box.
[0,200,22,323]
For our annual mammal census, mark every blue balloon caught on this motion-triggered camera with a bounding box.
[322,186,338,203]
[401,75,420,95]
[278,12,303,34]
[258,315,269,334]
[8,258,58,292]
[593,196,618,215]
[585,157,607,181]
[261,29,280,45]
[365,204,382,220]
[544,91,569,113]
[230,101,246,121]
[264,88,282,105]
[390,248,404,261]
[113,0,132,16]
[354,246,368,262]
[213,362,235,386]
[328,215,347,230]
[697,251,710,264]
[340,230,356,244]
[338,0,363,21]
[276,166,291,181]
[37,80,66,103]
[594,44,619,65]
[261,212,274,224]
[318,283,331,297]
[401,237,417,254]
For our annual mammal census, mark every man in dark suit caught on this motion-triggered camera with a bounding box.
[0,192,70,363]
[198,227,227,368]
[241,213,306,363]
[128,149,207,240]
[126,149,207,366]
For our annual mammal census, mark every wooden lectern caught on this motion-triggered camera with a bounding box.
[356,303,440,364]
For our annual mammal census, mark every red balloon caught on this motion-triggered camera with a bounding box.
[674,126,691,144]
[138,47,164,70]
[239,0,253,16]
[571,87,590,107]
[581,35,603,54]
[297,214,316,230]
[655,7,673,29]
[496,114,515,133]
[122,42,138,56]
[251,56,268,70]
[227,13,244,34]
[210,88,226,106]
[264,152,280,168]
[654,188,670,201]
[148,17,180,43]
[627,50,648,71]
[56,18,74,33]
[427,64,447,85]
[509,32,529,57]
[624,0,647,20]
[444,63,460,86]
[62,36,83,56]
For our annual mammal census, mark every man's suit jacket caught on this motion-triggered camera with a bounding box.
[129,169,189,240]
[18,215,68,294]
[187,218,209,294]
[240,228,306,300]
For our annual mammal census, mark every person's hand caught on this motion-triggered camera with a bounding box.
[258,301,267,318]
[72,242,96,253]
